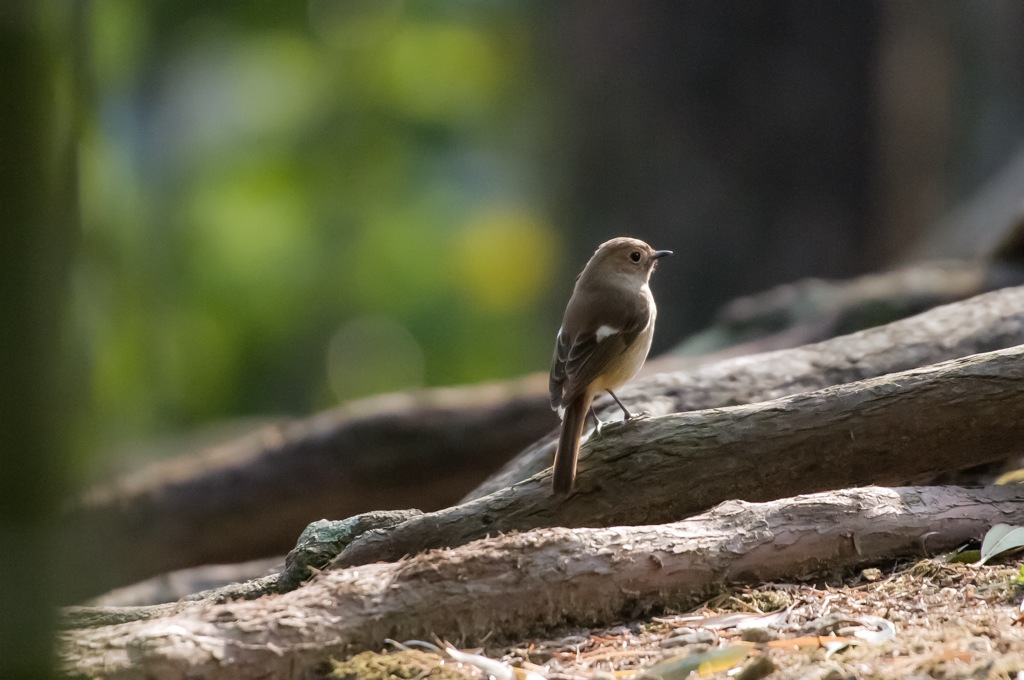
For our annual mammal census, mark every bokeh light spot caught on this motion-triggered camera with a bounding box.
[186,161,313,320]
[455,211,556,313]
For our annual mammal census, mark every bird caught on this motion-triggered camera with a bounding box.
[548,237,672,494]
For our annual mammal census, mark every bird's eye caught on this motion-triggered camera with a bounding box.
[629,251,642,263]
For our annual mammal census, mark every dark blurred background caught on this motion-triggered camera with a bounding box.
[4,1,1024,675]
[59,1,1024,468]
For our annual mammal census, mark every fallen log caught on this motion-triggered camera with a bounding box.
[62,510,426,631]
[60,485,1024,680]
[467,283,1024,500]
[670,259,1024,357]
[84,557,282,609]
[62,377,550,601]
[337,341,1024,568]
[66,266,1024,600]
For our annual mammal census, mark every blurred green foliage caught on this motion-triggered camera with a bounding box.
[77,0,557,456]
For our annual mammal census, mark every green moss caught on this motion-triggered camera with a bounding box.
[329,650,468,680]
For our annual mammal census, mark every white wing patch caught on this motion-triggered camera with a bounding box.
[595,325,620,342]
[557,405,566,420]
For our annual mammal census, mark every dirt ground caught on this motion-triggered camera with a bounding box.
[330,558,1024,680]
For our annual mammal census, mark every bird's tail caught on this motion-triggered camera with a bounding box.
[552,393,589,494]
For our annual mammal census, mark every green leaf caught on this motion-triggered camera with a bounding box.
[947,549,981,564]
[640,646,751,679]
[979,524,1024,565]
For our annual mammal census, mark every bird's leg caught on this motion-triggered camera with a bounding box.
[607,390,636,419]
[607,389,650,422]
[590,406,610,436]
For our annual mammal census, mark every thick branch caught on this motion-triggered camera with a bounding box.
[61,485,1024,680]
[468,284,1024,500]
[63,510,424,630]
[65,266,1024,599]
[671,259,1024,357]
[339,342,1024,568]
[62,378,549,600]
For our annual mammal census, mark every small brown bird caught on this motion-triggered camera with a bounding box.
[549,237,672,494]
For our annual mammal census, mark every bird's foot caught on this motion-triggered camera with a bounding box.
[590,404,650,438]
[606,390,650,425]
[593,418,615,437]
[593,412,648,436]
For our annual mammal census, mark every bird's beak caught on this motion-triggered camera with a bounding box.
[652,249,673,259]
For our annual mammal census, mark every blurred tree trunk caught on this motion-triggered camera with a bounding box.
[539,1,880,347]
[875,3,1024,262]
[0,2,81,677]
[539,1,1024,344]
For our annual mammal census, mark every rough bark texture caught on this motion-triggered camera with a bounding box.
[63,509,426,630]
[674,260,1024,356]
[338,342,1024,568]
[64,377,550,600]
[60,485,1024,680]
[82,558,282,609]
[66,266,1024,600]
[468,284,1024,500]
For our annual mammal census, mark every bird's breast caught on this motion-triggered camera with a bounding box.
[593,298,656,392]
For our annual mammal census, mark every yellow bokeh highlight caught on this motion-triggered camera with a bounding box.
[455,211,556,313]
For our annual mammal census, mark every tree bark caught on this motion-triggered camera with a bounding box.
[64,377,551,601]
[337,341,1024,568]
[467,283,1024,500]
[675,259,1024,356]
[0,1,82,675]
[60,485,1024,680]
[66,267,1024,600]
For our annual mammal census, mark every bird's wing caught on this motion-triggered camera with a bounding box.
[549,289,651,414]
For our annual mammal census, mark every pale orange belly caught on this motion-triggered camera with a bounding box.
[592,311,655,392]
